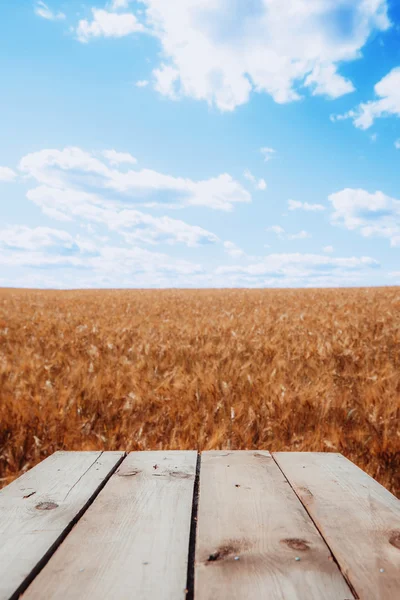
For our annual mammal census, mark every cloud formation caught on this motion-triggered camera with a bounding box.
[74,0,389,111]
[216,252,379,287]
[260,147,276,162]
[267,225,311,240]
[224,241,245,258]
[288,200,325,211]
[334,67,400,129]
[17,147,242,248]
[34,1,65,21]
[244,169,267,191]
[145,0,389,110]
[19,147,251,212]
[77,9,145,42]
[102,149,137,166]
[0,167,17,182]
[329,187,400,247]
[0,224,203,287]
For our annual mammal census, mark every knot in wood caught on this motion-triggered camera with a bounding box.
[281,538,310,551]
[389,531,400,550]
[35,501,59,511]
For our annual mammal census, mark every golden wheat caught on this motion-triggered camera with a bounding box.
[0,287,399,496]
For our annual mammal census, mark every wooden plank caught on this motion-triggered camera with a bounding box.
[0,451,124,600]
[273,452,400,600]
[23,450,197,600]
[195,451,354,600]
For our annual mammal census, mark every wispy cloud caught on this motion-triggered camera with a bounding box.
[288,200,325,212]
[244,169,266,191]
[102,149,137,166]
[76,9,145,43]
[333,67,400,130]
[34,1,65,21]
[19,147,251,212]
[267,226,311,240]
[14,146,253,251]
[0,166,17,182]
[216,253,379,288]
[224,241,245,259]
[260,147,276,162]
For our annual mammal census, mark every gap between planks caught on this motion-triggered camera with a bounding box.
[0,451,125,600]
[270,452,359,600]
[186,452,201,600]
[273,452,400,600]
[194,451,354,600]
[5,451,398,600]
[22,451,198,600]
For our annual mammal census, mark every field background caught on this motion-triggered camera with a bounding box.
[0,287,399,496]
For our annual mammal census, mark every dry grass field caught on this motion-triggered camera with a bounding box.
[0,287,399,496]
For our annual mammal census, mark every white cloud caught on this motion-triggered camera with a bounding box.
[110,0,131,9]
[330,111,355,123]
[0,229,381,291]
[257,178,267,191]
[136,79,149,88]
[19,146,251,211]
[370,133,378,142]
[288,230,311,240]
[0,226,76,251]
[0,167,17,182]
[267,225,285,237]
[304,63,355,98]
[329,187,400,247]
[152,64,180,99]
[395,139,400,149]
[0,229,203,286]
[26,185,219,247]
[17,146,254,249]
[334,67,400,129]
[224,241,244,258]
[76,9,145,43]
[102,149,137,166]
[142,0,389,111]
[0,229,379,290]
[288,200,325,211]
[243,169,255,183]
[69,2,390,111]
[260,147,276,162]
[244,169,266,191]
[34,1,65,21]
[216,253,379,287]
[323,245,334,253]
[267,225,310,240]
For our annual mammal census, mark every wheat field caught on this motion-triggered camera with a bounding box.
[0,287,399,496]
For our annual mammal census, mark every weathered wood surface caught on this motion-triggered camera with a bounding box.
[274,452,400,600]
[195,451,354,600]
[23,451,197,600]
[0,451,123,600]
[2,450,399,600]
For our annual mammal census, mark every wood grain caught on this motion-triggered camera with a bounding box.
[23,450,197,600]
[195,451,354,600]
[0,451,124,600]
[273,452,400,600]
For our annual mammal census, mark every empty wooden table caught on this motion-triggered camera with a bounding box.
[0,451,399,599]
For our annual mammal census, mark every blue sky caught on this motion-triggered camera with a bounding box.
[0,0,400,288]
